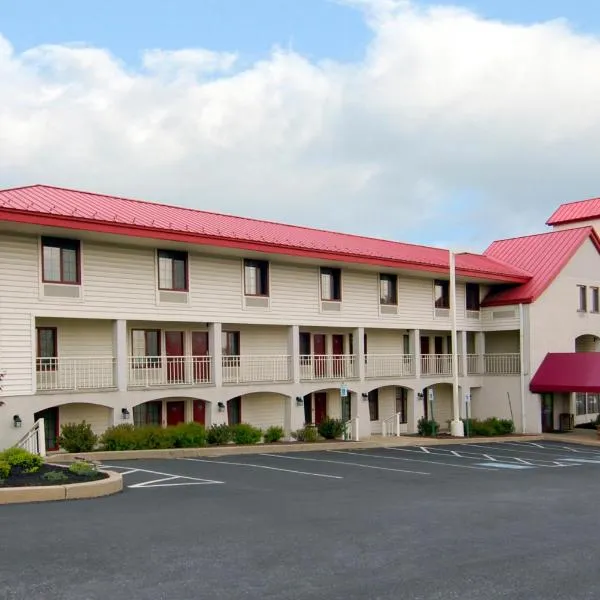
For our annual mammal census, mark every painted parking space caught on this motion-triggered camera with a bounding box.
[99,463,225,489]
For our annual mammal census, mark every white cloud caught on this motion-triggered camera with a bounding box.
[1,1,600,249]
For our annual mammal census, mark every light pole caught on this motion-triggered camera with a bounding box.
[449,249,465,437]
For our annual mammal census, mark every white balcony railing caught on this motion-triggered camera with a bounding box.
[484,353,520,375]
[421,354,453,376]
[128,356,212,387]
[299,354,357,381]
[36,357,116,391]
[222,355,292,384]
[365,354,415,378]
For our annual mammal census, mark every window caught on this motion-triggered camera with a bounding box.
[133,401,162,427]
[578,285,587,312]
[299,332,311,355]
[36,327,57,371]
[131,329,161,367]
[368,389,379,421]
[592,287,599,313]
[434,279,449,309]
[244,259,269,296]
[466,283,480,311]
[157,250,188,291]
[395,387,408,423]
[320,267,341,301]
[403,334,410,355]
[41,237,80,284]
[222,331,240,356]
[379,274,397,305]
[228,396,242,425]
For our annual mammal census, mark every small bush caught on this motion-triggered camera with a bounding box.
[264,426,285,443]
[58,421,98,453]
[0,460,10,479]
[43,470,68,483]
[134,425,176,449]
[68,461,97,477]
[169,423,207,448]
[292,425,319,442]
[0,447,43,473]
[463,417,515,436]
[231,423,263,445]
[100,424,139,451]
[207,423,233,445]
[317,417,345,440]
[417,417,439,437]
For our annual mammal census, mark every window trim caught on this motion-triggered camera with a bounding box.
[578,285,588,312]
[131,329,162,368]
[592,287,599,314]
[433,279,450,309]
[379,273,398,305]
[465,282,480,311]
[36,327,58,371]
[41,236,81,285]
[320,267,342,301]
[243,259,270,297]
[157,249,189,292]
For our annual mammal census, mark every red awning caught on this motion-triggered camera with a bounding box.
[530,353,600,393]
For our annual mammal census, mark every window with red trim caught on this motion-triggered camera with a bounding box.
[157,250,188,291]
[36,327,57,371]
[41,237,80,284]
[131,329,161,367]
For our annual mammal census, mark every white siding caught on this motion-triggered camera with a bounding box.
[238,326,289,355]
[240,393,285,430]
[0,312,34,396]
[470,376,523,431]
[485,331,520,353]
[37,318,114,356]
[366,330,408,354]
[428,384,452,430]
[59,403,112,438]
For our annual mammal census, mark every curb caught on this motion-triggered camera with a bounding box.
[0,470,123,505]
[48,434,547,462]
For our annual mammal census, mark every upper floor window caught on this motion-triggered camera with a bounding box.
[434,279,449,309]
[244,259,269,296]
[592,287,600,313]
[379,274,398,305]
[157,250,188,291]
[222,331,240,356]
[42,237,80,284]
[131,329,161,367]
[320,267,341,301]
[36,327,57,371]
[466,283,480,311]
[578,285,587,312]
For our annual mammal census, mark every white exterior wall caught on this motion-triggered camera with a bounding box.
[240,393,286,430]
[37,318,114,356]
[59,403,113,438]
[470,376,523,431]
[485,331,520,353]
[366,329,408,354]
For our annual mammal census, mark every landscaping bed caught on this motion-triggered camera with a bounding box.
[0,463,108,488]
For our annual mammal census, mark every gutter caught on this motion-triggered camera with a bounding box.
[519,303,527,433]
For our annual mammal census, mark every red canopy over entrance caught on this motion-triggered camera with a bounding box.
[530,353,600,393]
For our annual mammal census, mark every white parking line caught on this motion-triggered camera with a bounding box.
[181,457,343,479]
[260,453,430,475]
[100,464,224,488]
[467,443,600,458]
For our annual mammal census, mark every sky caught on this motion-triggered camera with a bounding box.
[1,0,599,251]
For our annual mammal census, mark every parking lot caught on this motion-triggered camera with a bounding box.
[2,441,600,600]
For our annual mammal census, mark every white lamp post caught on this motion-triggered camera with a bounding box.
[449,249,465,437]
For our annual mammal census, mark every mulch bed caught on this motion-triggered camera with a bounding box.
[0,464,108,488]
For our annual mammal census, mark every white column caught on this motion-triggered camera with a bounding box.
[113,319,128,392]
[475,331,485,374]
[460,330,468,377]
[449,250,464,437]
[354,327,365,381]
[406,389,421,434]
[351,391,370,439]
[463,386,472,423]
[284,395,305,440]
[288,325,300,384]
[209,322,223,387]
[411,329,421,378]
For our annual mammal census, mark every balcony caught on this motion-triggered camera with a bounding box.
[300,354,357,382]
[36,357,116,392]
[421,354,453,377]
[365,354,415,378]
[466,353,520,375]
[128,356,212,388]
[222,355,291,384]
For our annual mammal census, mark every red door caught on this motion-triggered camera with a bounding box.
[314,392,327,425]
[165,331,185,383]
[193,400,206,425]
[420,336,430,375]
[167,400,185,426]
[314,334,326,378]
[192,331,210,383]
[332,334,344,377]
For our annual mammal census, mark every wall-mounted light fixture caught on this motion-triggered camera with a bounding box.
[217,402,225,412]
[13,414,22,428]
[121,408,130,420]
[296,396,304,406]
[417,392,424,400]
[361,392,368,401]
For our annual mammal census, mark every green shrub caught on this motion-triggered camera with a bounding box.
[100,424,139,451]
[231,423,263,445]
[463,417,515,436]
[292,425,319,442]
[417,417,439,437]
[0,460,10,479]
[134,425,176,449]
[58,421,98,453]
[264,425,285,443]
[207,423,233,445]
[317,417,345,440]
[0,447,43,473]
[68,461,97,476]
[169,423,207,448]
[43,470,68,483]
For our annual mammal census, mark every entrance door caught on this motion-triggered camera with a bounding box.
[313,334,326,378]
[332,334,344,377]
[420,336,430,374]
[166,400,185,426]
[228,396,242,425]
[193,400,206,425]
[165,331,185,383]
[192,331,210,383]
[314,392,327,425]
[304,394,313,424]
[541,394,554,433]
[34,407,59,452]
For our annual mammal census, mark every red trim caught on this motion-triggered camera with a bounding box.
[320,267,342,301]
[40,236,81,285]
[0,209,530,283]
[36,327,57,371]
[157,249,189,291]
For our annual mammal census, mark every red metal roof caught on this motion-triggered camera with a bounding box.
[547,197,600,226]
[530,353,600,393]
[0,185,531,281]
[481,226,600,307]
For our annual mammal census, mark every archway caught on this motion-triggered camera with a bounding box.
[362,384,414,435]
[302,387,359,425]
[575,334,599,352]
[132,397,210,427]
[420,383,453,431]
[223,391,289,429]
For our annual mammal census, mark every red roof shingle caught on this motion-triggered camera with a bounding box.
[546,197,600,226]
[0,185,530,281]
[482,226,600,306]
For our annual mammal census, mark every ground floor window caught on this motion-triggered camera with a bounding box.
[133,401,162,427]
[576,392,600,416]
[395,387,408,424]
[368,389,379,421]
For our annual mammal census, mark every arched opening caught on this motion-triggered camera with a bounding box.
[364,385,413,435]
[575,334,599,352]
[132,397,209,428]
[420,383,453,432]
[224,392,289,429]
[302,387,357,425]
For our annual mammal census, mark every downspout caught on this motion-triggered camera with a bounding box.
[519,303,527,433]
